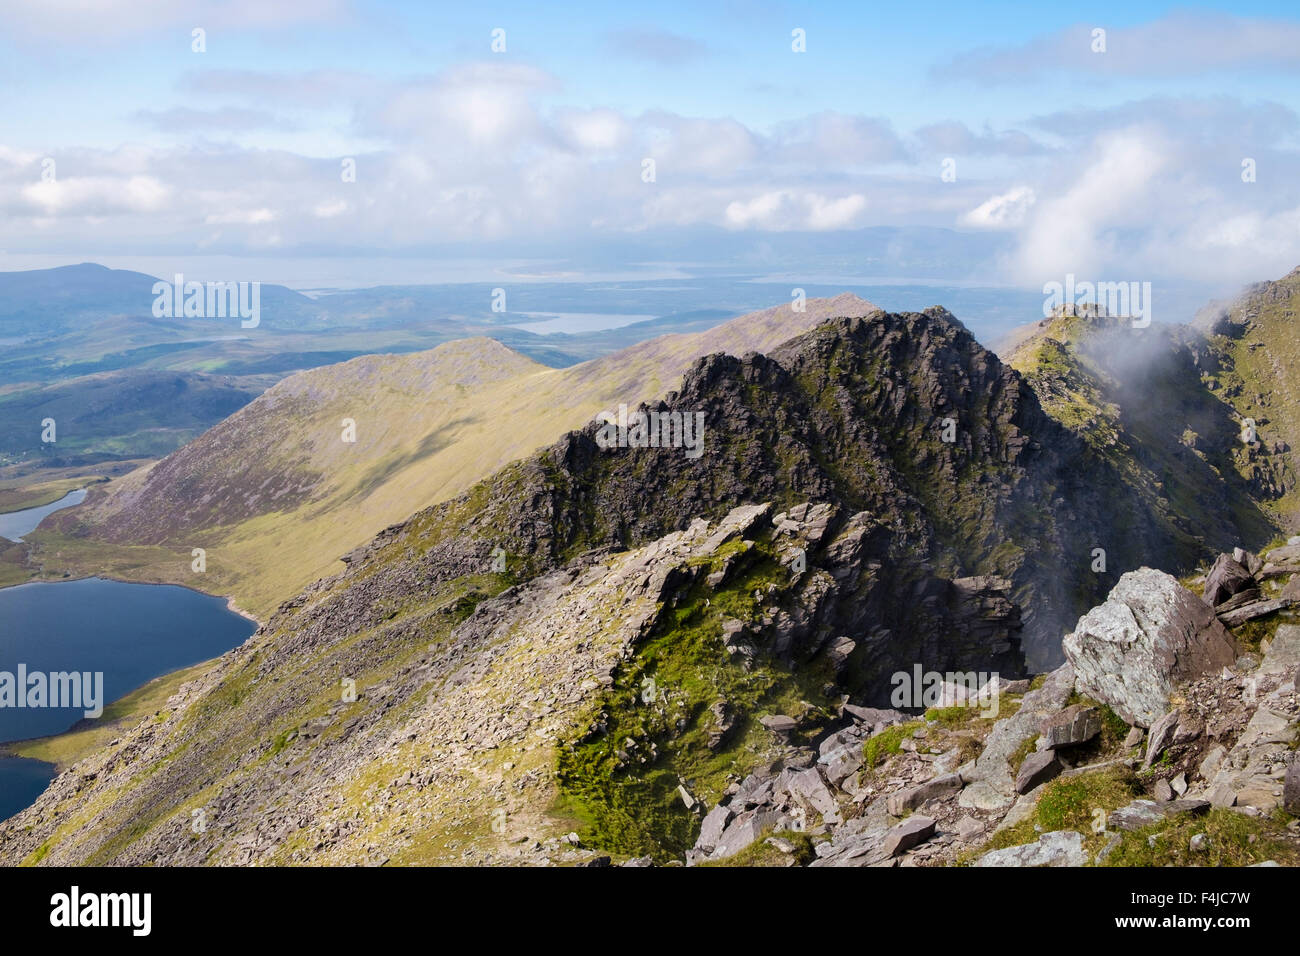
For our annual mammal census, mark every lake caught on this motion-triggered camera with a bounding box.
[0,577,256,820]
[506,311,656,335]
[0,756,57,822]
[0,488,87,542]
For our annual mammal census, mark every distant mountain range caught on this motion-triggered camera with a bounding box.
[0,264,1051,472]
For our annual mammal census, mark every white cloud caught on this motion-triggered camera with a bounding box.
[1010,129,1167,281]
[554,108,629,152]
[770,113,908,165]
[204,208,277,225]
[312,199,348,218]
[960,186,1036,229]
[915,121,1045,157]
[998,111,1300,285]
[3,60,1296,291]
[19,174,171,215]
[364,63,557,151]
[724,190,868,231]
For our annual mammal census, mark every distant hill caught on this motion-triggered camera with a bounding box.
[0,369,266,464]
[0,263,318,336]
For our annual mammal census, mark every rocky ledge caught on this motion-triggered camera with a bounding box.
[677,541,1300,868]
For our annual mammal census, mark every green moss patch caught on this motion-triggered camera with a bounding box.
[863,720,927,769]
[985,767,1142,854]
[1099,808,1300,867]
[554,539,836,861]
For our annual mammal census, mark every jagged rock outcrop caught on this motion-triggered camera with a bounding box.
[1205,552,1256,607]
[1197,542,1300,627]
[1194,267,1300,517]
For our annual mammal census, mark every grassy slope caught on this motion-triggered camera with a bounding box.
[1197,267,1300,529]
[555,535,837,859]
[27,295,879,618]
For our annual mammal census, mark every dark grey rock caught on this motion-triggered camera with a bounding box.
[1040,704,1102,749]
[1204,553,1255,607]
[975,830,1085,867]
[1284,760,1300,814]
[1218,597,1294,628]
[759,714,799,736]
[697,804,732,852]
[1144,709,1182,768]
[886,773,962,816]
[843,704,906,726]
[1015,750,1062,794]
[881,815,935,857]
[1110,798,1209,831]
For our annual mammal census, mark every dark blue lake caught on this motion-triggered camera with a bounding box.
[0,756,57,822]
[0,577,256,820]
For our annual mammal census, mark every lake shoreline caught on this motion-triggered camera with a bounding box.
[0,577,256,819]
[1,657,221,771]
[0,574,256,749]
[0,483,264,630]
[0,487,89,543]
[0,476,107,517]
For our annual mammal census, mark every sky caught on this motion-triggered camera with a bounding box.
[1,1,1299,289]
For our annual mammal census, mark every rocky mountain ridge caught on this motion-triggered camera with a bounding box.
[27,295,883,616]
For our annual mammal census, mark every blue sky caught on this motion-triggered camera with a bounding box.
[2,1,1299,288]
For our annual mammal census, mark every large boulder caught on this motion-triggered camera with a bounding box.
[1062,568,1237,728]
